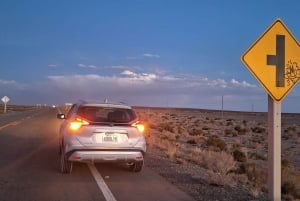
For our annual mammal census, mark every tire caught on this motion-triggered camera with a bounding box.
[60,145,73,174]
[128,160,144,172]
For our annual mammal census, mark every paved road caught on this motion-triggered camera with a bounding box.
[0,108,195,201]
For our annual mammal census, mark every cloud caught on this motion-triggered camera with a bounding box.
[0,72,276,112]
[143,53,160,58]
[48,64,57,67]
[230,79,256,88]
[0,79,18,85]
[111,65,131,70]
[78,64,97,69]
[120,70,157,82]
[124,53,160,60]
[110,65,143,72]
[120,70,137,76]
[44,71,265,110]
[88,65,97,68]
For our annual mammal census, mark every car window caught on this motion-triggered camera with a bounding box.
[77,106,136,123]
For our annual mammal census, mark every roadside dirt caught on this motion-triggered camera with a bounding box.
[135,107,300,201]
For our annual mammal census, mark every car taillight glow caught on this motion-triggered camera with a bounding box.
[69,118,89,131]
[131,121,145,133]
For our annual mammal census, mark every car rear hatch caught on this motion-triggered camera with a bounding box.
[71,106,143,148]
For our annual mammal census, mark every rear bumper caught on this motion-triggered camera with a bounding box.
[67,150,144,163]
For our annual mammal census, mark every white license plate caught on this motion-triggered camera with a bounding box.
[103,135,118,142]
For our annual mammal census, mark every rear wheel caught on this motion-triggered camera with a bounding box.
[60,144,73,174]
[128,160,144,172]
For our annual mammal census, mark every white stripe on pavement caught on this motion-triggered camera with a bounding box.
[87,163,117,201]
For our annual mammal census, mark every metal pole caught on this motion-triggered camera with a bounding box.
[4,103,7,113]
[268,95,281,201]
[221,95,224,120]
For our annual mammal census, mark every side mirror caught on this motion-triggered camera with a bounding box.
[57,114,66,119]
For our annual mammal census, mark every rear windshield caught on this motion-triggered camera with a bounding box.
[77,106,137,123]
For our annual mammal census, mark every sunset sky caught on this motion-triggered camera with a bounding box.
[1,0,300,112]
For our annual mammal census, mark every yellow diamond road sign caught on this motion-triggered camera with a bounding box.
[241,18,300,102]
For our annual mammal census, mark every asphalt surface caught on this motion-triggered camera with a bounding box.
[0,108,195,201]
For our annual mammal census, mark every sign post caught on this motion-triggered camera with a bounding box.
[241,19,300,201]
[1,96,10,113]
[268,95,281,200]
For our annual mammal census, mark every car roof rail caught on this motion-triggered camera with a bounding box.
[75,99,129,107]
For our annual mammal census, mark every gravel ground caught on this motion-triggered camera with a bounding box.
[145,146,268,201]
[136,107,300,201]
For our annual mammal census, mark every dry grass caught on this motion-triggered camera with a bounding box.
[136,107,300,199]
[0,105,39,114]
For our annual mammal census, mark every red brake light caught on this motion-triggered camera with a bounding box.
[131,121,145,133]
[69,118,89,131]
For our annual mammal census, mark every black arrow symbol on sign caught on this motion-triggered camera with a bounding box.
[267,34,285,87]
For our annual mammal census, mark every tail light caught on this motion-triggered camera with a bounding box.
[131,121,145,133]
[69,118,90,131]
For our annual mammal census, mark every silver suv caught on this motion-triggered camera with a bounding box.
[57,102,146,174]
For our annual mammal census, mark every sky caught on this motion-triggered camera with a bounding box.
[1,0,300,112]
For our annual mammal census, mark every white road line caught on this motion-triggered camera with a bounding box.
[0,121,21,131]
[87,163,117,201]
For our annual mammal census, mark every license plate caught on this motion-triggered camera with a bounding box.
[103,135,118,142]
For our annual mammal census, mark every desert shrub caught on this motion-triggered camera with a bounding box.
[224,128,238,137]
[153,138,178,159]
[187,116,195,120]
[157,122,174,133]
[248,152,266,161]
[200,150,236,175]
[170,113,177,118]
[234,125,249,135]
[185,147,202,163]
[235,163,247,174]
[226,121,234,126]
[185,148,236,180]
[282,159,290,169]
[161,115,169,120]
[282,162,300,199]
[233,150,247,162]
[282,181,300,198]
[194,119,201,124]
[177,126,183,134]
[186,139,197,145]
[202,126,209,130]
[282,181,295,194]
[206,170,234,186]
[160,135,169,140]
[206,135,227,151]
[245,163,267,188]
[284,126,297,134]
[251,126,266,133]
[189,128,203,136]
[148,123,156,130]
[251,135,265,143]
[175,157,185,165]
[166,146,177,159]
[232,143,241,150]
